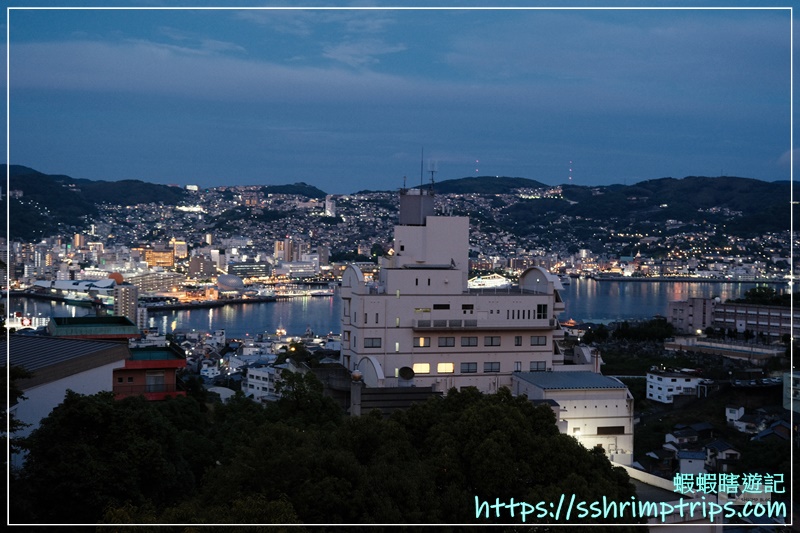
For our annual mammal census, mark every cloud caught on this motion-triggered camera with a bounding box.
[322,38,406,67]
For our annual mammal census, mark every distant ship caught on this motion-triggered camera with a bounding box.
[308,288,334,297]
[468,273,512,289]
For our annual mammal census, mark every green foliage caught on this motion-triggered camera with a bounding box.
[13,392,199,523]
[261,182,327,198]
[5,165,188,239]
[3,366,33,454]
[731,286,794,307]
[15,385,643,526]
[612,319,675,341]
[431,176,549,194]
[581,324,610,344]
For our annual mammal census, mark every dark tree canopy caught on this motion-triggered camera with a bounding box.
[13,385,640,528]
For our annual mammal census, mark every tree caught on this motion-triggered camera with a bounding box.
[13,391,196,524]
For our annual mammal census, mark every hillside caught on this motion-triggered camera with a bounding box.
[416,175,549,194]
[500,175,790,238]
[4,165,189,240]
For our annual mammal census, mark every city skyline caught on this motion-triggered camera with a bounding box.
[6,2,794,194]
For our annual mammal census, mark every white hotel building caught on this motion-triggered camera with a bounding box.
[340,188,572,393]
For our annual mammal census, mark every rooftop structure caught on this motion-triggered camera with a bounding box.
[113,344,187,401]
[48,316,140,342]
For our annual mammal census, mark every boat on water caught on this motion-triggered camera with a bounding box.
[308,288,335,297]
[64,292,94,307]
[559,275,572,285]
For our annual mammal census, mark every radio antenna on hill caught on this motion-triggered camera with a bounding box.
[420,147,424,188]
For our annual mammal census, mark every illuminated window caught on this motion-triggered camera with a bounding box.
[413,337,431,347]
[437,363,455,373]
[412,363,430,374]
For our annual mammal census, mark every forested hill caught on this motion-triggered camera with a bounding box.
[5,165,190,241]
[421,175,550,194]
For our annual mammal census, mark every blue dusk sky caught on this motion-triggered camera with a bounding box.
[4,1,795,194]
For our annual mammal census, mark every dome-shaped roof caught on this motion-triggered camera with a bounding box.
[217,274,245,291]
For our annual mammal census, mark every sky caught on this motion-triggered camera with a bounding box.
[4,1,795,194]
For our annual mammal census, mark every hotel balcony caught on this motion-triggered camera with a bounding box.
[413,317,558,330]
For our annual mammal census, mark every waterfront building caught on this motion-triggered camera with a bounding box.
[666,296,718,334]
[113,283,139,324]
[340,188,570,394]
[712,300,797,340]
[47,316,140,342]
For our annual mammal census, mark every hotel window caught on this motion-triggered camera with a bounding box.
[484,362,500,373]
[117,377,123,383]
[461,336,478,347]
[375,313,379,324]
[530,336,546,346]
[530,361,546,371]
[514,361,522,372]
[536,304,548,319]
[438,336,456,347]
[433,304,450,310]
[514,336,522,346]
[413,337,431,348]
[412,363,431,374]
[484,336,501,346]
[461,362,478,373]
[437,363,455,374]
[364,337,382,348]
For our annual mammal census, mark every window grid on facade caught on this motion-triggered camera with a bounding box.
[438,336,455,347]
[461,362,477,373]
[484,361,500,373]
[461,336,478,347]
[484,336,501,346]
[364,337,381,348]
[413,336,431,348]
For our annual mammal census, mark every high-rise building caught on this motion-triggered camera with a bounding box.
[339,188,568,394]
[113,284,139,325]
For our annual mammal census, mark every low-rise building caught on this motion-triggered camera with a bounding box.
[511,371,634,465]
[646,371,704,404]
[113,344,187,401]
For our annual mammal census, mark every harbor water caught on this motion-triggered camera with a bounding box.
[8,279,787,339]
